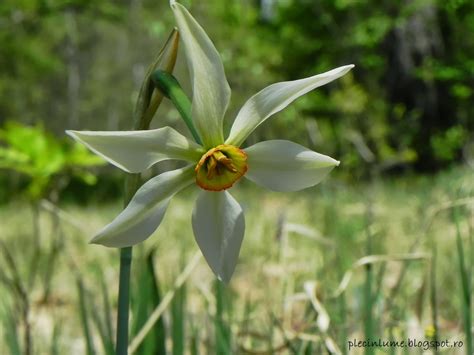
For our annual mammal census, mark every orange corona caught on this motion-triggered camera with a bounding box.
[195,144,248,191]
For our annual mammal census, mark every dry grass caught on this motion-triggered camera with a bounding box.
[0,165,472,354]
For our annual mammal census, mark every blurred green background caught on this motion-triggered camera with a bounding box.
[0,0,473,354]
[1,0,473,200]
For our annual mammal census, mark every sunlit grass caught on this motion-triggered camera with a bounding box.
[0,165,472,354]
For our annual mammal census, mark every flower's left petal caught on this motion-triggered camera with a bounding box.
[226,65,354,146]
[91,165,195,248]
[171,1,230,148]
[66,127,203,173]
[192,190,245,283]
[244,140,339,192]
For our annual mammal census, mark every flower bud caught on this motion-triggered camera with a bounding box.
[134,28,180,130]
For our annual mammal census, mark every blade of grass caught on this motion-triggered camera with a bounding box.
[41,205,64,303]
[240,297,253,351]
[414,270,428,321]
[89,293,115,355]
[76,277,96,355]
[189,318,200,355]
[363,210,375,355]
[130,249,152,355]
[429,244,439,355]
[304,282,342,354]
[1,306,21,355]
[387,197,474,311]
[146,250,167,355]
[271,312,298,354]
[128,251,201,354]
[99,270,114,352]
[388,326,396,355]
[453,208,472,354]
[171,270,186,355]
[131,249,166,355]
[50,321,61,355]
[27,203,41,290]
[0,240,31,355]
[330,253,429,299]
[337,285,348,355]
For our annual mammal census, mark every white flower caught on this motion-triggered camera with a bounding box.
[67,1,354,282]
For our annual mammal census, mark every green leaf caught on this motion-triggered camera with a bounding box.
[76,277,97,355]
[131,249,166,355]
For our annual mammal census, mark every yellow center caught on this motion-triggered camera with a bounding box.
[195,144,248,191]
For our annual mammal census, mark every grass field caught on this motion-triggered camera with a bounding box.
[0,165,472,354]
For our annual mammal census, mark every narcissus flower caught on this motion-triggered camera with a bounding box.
[67,0,353,282]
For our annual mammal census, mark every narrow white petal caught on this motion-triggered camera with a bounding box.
[244,140,339,192]
[226,65,354,146]
[66,127,203,173]
[192,191,245,282]
[171,1,230,148]
[91,166,195,248]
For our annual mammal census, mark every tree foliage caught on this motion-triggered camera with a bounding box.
[0,0,472,198]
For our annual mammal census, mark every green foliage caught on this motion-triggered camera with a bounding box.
[0,121,104,200]
[242,0,473,171]
[431,125,467,162]
[0,0,124,123]
[0,305,21,355]
[0,0,471,189]
[131,250,167,355]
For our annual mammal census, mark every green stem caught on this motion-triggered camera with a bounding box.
[114,29,179,355]
[114,72,173,353]
[116,247,133,355]
[116,173,141,355]
[151,70,202,145]
[116,112,154,355]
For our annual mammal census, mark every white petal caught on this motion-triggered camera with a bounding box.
[226,65,354,146]
[66,127,203,173]
[91,166,195,248]
[244,140,339,192]
[171,1,230,148]
[192,191,245,282]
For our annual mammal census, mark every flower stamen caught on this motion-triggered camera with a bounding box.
[195,144,247,191]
